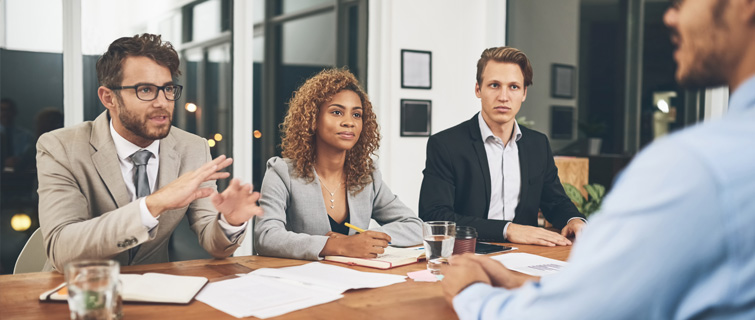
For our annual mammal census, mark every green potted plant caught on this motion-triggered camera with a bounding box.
[516,116,535,129]
[562,183,605,219]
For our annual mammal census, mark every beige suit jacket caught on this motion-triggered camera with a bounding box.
[37,111,244,271]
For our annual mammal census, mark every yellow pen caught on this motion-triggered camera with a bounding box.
[343,222,366,233]
[344,223,391,244]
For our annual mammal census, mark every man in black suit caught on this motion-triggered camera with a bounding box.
[419,46,585,246]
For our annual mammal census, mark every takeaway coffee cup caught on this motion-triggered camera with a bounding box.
[453,226,477,255]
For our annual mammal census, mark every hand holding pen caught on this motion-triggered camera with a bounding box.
[319,223,392,258]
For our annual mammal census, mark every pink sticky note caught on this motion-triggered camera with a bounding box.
[407,269,442,282]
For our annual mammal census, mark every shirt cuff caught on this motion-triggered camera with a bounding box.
[567,217,587,224]
[502,222,511,241]
[139,198,159,232]
[218,213,247,242]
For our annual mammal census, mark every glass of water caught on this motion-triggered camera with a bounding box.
[423,221,456,275]
[64,260,122,320]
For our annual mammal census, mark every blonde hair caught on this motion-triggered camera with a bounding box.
[476,46,533,87]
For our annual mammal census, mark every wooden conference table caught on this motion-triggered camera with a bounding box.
[0,244,571,320]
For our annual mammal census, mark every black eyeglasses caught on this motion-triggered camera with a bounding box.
[110,84,183,101]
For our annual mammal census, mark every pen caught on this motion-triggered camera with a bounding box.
[343,222,366,233]
[343,222,391,244]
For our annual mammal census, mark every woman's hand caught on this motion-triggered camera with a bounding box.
[320,231,391,258]
[325,231,347,239]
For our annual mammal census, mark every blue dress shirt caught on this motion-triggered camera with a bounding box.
[453,75,755,320]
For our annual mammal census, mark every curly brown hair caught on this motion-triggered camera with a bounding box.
[280,68,380,195]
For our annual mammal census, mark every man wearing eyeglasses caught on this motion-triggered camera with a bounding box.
[36,33,263,272]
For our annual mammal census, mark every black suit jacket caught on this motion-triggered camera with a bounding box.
[419,114,584,242]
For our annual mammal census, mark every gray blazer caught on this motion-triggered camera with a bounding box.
[37,111,244,271]
[254,157,423,260]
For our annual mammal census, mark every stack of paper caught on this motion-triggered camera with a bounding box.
[195,262,407,319]
[491,253,568,277]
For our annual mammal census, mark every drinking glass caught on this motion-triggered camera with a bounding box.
[64,260,122,320]
[423,221,456,275]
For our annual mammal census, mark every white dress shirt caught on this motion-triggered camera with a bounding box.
[109,121,245,238]
[478,113,522,239]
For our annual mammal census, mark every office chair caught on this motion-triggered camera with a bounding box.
[13,228,47,274]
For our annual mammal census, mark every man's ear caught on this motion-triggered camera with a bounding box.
[475,82,482,98]
[98,86,116,111]
[522,87,528,102]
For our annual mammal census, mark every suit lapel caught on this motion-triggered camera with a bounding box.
[517,133,530,209]
[468,115,491,216]
[156,132,179,190]
[90,112,131,209]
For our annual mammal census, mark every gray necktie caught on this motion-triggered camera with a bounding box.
[130,150,153,198]
[128,149,153,264]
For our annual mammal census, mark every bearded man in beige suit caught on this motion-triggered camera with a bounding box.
[37,34,263,272]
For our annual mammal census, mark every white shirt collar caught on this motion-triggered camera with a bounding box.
[477,112,523,144]
[109,119,160,162]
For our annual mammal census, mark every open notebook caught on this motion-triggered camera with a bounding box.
[324,246,426,269]
[40,273,208,304]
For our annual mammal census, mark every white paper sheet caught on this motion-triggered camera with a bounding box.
[195,262,407,318]
[195,274,342,319]
[491,253,568,277]
[250,262,407,294]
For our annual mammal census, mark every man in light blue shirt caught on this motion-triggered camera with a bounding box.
[441,0,755,319]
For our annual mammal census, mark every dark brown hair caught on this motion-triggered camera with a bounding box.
[280,68,380,194]
[476,46,533,87]
[96,33,181,88]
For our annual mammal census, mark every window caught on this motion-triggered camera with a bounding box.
[1,0,64,275]
[506,0,704,190]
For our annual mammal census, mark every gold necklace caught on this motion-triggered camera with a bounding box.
[317,176,341,209]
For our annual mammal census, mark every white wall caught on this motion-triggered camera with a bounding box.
[508,0,580,151]
[368,0,506,214]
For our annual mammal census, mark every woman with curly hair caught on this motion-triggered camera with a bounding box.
[254,68,423,260]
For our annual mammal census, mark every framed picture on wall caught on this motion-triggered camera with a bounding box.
[550,105,574,140]
[401,49,432,89]
[400,99,432,137]
[551,64,575,99]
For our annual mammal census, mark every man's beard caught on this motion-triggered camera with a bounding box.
[116,98,172,141]
[674,1,731,90]
[677,50,729,90]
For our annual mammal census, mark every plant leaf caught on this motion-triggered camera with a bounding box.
[584,201,597,216]
[584,184,598,201]
[563,183,584,207]
[594,184,606,199]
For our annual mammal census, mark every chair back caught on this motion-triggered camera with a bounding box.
[14,228,47,274]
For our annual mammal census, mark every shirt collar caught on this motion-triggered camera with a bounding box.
[477,112,523,144]
[109,120,160,162]
[728,74,755,114]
